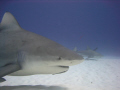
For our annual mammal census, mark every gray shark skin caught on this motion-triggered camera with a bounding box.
[0,12,84,82]
[74,46,103,60]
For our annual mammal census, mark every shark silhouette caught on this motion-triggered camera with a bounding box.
[74,46,103,60]
[0,12,84,82]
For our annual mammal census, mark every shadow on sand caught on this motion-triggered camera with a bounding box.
[0,85,68,90]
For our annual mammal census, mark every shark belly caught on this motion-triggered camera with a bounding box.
[9,65,69,76]
[9,55,69,76]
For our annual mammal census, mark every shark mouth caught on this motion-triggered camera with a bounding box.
[52,66,69,75]
[56,71,67,74]
[57,66,69,68]
[53,70,68,75]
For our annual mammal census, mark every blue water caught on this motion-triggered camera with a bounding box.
[0,0,120,58]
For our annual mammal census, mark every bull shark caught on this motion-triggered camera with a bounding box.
[74,46,103,60]
[0,12,84,82]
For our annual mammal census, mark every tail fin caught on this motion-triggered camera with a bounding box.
[93,47,98,51]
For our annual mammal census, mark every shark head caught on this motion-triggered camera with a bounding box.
[23,45,84,75]
[0,12,84,76]
[17,41,84,75]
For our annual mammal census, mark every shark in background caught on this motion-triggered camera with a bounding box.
[74,46,103,60]
[0,12,84,82]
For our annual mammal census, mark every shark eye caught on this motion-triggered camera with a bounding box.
[58,57,62,60]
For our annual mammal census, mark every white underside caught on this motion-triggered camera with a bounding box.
[9,55,79,76]
[9,66,69,76]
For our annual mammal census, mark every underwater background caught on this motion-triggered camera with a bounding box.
[0,0,120,90]
[0,0,120,58]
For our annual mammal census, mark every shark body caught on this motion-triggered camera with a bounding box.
[0,12,84,82]
[74,47,103,60]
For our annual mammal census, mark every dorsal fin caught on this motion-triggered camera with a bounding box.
[73,47,77,52]
[0,12,21,30]
[86,46,91,50]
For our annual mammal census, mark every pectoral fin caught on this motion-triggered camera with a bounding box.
[0,51,26,82]
[0,77,6,82]
[0,63,21,82]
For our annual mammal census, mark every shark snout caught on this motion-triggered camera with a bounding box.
[57,57,84,66]
[68,59,84,66]
[68,54,84,66]
[58,52,84,66]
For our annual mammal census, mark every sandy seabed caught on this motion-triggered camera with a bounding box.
[0,56,120,90]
